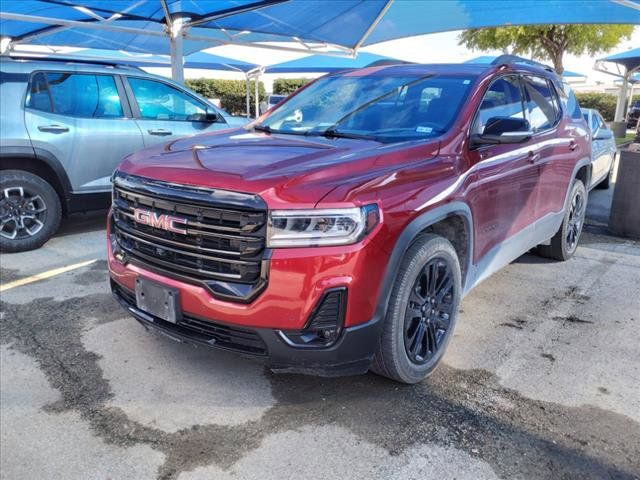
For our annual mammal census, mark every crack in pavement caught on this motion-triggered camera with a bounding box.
[1,293,639,480]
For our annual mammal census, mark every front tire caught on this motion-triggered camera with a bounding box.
[0,170,61,253]
[372,234,462,384]
[537,178,586,261]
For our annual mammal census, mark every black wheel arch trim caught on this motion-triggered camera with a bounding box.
[373,201,473,326]
[0,145,72,197]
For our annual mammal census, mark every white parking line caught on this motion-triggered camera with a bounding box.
[0,259,97,293]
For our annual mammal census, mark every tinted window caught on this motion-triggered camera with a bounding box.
[590,112,600,131]
[26,73,123,118]
[559,81,582,120]
[260,74,475,143]
[128,78,206,121]
[27,72,52,112]
[473,76,525,135]
[522,76,559,132]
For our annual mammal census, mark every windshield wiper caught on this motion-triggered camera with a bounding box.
[318,128,376,140]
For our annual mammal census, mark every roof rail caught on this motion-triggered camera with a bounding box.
[3,53,144,71]
[490,54,555,73]
[365,59,413,68]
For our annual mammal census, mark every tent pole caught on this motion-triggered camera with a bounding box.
[254,74,259,119]
[614,72,630,122]
[245,74,251,119]
[170,17,185,83]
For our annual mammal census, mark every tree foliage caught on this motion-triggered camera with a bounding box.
[185,78,265,116]
[459,25,635,73]
[575,92,617,121]
[272,78,312,95]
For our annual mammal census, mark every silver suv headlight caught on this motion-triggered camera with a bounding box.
[266,204,380,248]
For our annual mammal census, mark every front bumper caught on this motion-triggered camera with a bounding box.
[111,279,382,376]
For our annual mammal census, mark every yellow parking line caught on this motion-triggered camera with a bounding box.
[0,259,97,293]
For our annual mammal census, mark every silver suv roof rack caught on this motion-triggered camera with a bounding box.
[2,53,144,71]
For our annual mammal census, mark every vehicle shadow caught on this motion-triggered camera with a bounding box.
[54,210,108,238]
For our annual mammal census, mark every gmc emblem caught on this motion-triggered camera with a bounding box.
[132,208,188,235]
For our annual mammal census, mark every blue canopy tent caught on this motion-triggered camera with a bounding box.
[596,48,640,125]
[264,52,404,73]
[464,55,586,79]
[2,0,639,82]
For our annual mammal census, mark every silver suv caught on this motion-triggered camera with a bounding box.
[0,56,245,252]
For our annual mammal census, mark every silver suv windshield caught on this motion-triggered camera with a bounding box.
[255,73,476,143]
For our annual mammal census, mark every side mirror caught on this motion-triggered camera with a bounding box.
[471,116,532,147]
[593,128,613,140]
[205,107,224,123]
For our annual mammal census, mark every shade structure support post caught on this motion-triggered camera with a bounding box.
[254,75,259,118]
[614,72,630,122]
[245,74,251,119]
[170,17,185,83]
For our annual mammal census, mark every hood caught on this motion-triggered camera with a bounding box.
[119,129,440,208]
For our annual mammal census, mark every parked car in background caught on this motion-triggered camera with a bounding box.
[627,99,640,128]
[0,56,239,252]
[109,56,591,384]
[582,108,617,189]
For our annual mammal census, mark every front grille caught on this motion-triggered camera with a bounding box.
[111,172,268,301]
[112,281,267,355]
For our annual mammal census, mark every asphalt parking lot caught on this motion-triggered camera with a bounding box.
[1,185,639,480]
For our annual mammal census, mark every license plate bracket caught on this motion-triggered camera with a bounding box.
[135,277,181,324]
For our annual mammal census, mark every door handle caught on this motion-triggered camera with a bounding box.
[569,141,578,151]
[38,124,69,133]
[148,129,172,136]
[527,151,541,164]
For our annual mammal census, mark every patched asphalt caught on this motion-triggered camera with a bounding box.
[1,196,639,480]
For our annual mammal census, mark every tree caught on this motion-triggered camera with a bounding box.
[459,25,635,74]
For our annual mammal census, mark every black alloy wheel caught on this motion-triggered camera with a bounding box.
[404,257,455,365]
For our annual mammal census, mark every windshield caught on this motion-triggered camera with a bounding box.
[256,73,476,143]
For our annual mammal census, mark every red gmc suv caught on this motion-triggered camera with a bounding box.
[108,56,590,384]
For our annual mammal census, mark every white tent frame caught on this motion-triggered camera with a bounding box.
[0,0,371,82]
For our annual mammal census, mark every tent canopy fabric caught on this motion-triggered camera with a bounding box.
[599,48,640,71]
[264,52,403,73]
[1,0,639,56]
[464,55,586,78]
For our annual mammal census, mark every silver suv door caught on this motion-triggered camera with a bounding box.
[124,76,229,146]
[24,71,144,193]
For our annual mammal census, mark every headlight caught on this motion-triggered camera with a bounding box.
[267,204,380,248]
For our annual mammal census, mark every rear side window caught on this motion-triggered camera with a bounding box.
[522,76,560,132]
[472,75,525,135]
[26,72,123,118]
[559,81,583,120]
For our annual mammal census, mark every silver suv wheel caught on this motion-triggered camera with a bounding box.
[1,186,48,240]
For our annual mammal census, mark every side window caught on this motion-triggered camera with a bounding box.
[522,76,559,132]
[26,72,123,118]
[472,75,525,135]
[559,81,583,120]
[128,78,206,121]
[26,72,52,112]
[590,112,600,132]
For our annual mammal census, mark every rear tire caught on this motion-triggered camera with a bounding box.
[371,234,462,384]
[0,170,61,253]
[536,178,586,261]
